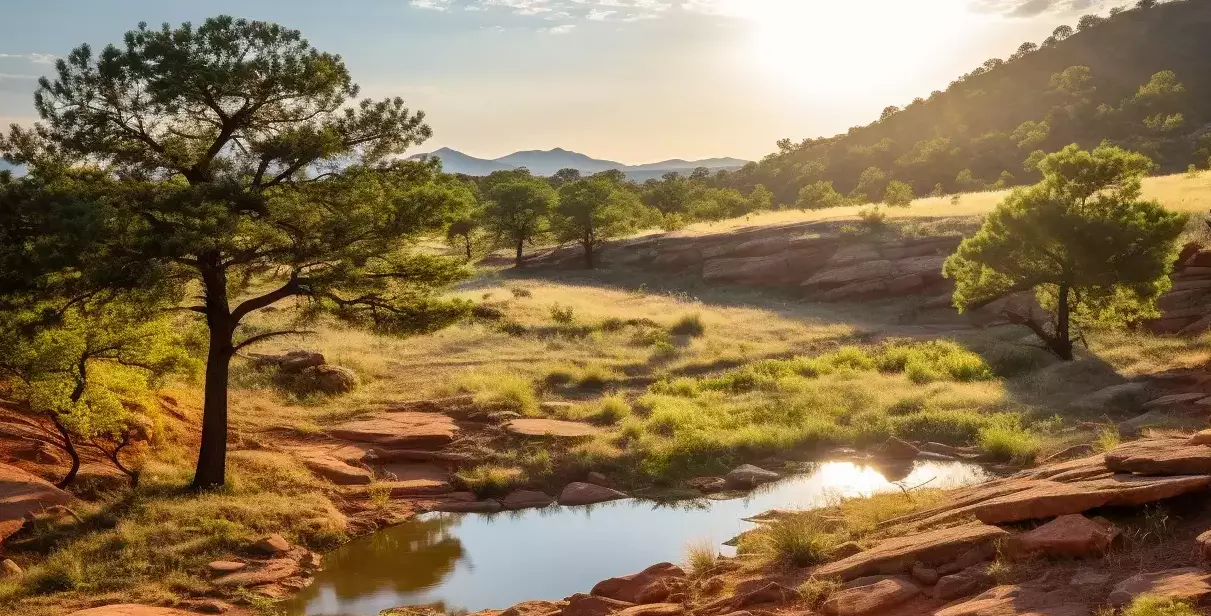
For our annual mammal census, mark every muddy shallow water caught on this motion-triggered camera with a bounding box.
[285,460,990,616]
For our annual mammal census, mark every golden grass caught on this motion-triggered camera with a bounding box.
[660,172,1211,237]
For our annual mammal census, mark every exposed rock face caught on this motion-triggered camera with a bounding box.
[934,585,1087,616]
[591,563,688,604]
[880,451,1211,526]
[911,562,939,585]
[1104,438,1211,475]
[213,558,300,588]
[1014,514,1118,558]
[502,490,555,510]
[206,561,247,574]
[821,577,920,616]
[723,464,780,489]
[1108,567,1211,607]
[813,524,1009,581]
[505,419,602,438]
[1066,382,1152,414]
[431,499,503,513]
[377,462,455,496]
[559,482,627,506]
[0,462,74,542]
[615,604,684,616]
[328,411,458,449]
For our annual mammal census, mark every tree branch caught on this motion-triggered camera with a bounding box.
[230,274,304,321]
[233,329,316,352]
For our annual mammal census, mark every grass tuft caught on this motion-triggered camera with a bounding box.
[684,539,719,578]
[670,313,707,337]
[1121,595,1198,616]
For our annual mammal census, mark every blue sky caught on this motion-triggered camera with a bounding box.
[0,0,1131,163]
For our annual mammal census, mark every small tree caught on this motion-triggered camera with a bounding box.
[553,177,644,268]
[1,16,472,490]
[483,176,558,268]
[883,180,914,208]
[945,145,1186,360]
[0,292,192,487]
[796,181,848,210]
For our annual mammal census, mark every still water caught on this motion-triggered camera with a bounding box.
[286,460,989,616]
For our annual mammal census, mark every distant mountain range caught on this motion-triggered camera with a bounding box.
[409,147,749,181]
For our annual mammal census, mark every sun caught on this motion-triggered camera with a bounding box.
[727,0,986,97]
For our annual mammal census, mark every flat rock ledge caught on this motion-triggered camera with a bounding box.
[559,482,627,506]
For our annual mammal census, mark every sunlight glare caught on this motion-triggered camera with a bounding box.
[722,0,985,97]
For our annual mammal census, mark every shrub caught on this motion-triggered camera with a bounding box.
[1095,426,1122,452]
[670,313,706,337]
[892,409,1004,445]
[457,465,525,497]
[457,372,539,415]
[799,578,841,607]
[576,363,620,389]
[599,317,626,332]
[740,515,840,568]
[549,303,576,324]
[978,423,1041,463]
[649,377,700,398]
[510,287,533,299]
[590,396,632,425]
[1122,596,1198,616]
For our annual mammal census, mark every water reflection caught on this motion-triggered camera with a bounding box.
[286,460,988,616]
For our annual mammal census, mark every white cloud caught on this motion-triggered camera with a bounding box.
[0,53,56,65]
[968,0,1129,17]
[541,24,577,33]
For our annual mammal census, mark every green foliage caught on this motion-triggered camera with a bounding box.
[883,180,914,207]
[549,303,576,324]
[553,176,649,268]
[0,16,474,489]
[978,421,1042,463]
[796,181,849,210]
[849,167,888,203]
[484,173,559,266]
[946,144,1187,359]
[1122,596,1198,616]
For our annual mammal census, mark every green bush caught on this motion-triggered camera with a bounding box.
[549,303,576,324]
[978,423,1042,463]
[1123,596,1198,616]
[590,396,632,425]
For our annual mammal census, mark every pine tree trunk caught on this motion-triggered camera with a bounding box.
[1053,282,1074,361]
[515,239,525,268]
[464,236,472,261]
[192,258,234,490]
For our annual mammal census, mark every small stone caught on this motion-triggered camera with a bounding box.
[0,559,23,579]
[252,534,291,556]
[1071,571,1112,587]
[911,562,939,586]
[700,577,726,595]
[1198,529,1211,561]
[207,561,247,574]
[302,365,358,394]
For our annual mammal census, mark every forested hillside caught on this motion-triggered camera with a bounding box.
[718,0,1211,205]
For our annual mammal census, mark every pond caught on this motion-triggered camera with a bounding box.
[285,460,990,616]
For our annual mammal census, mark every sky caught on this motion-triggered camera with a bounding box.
[0,0,1134,164]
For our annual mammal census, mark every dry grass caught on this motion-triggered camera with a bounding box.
[659,172,1211,237]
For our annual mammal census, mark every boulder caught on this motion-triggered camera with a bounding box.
[591,563,687,604]
[1198,529,1211,560]
[934,585,1087,616]
[1040,444,1094,465]
[1142,393,1208,410]
[505,419,602,438]
[1067,382,1151,414]
[1118,409,1203,436]
[251,534,291,556]
[821,577,920,616]
[703,255,791,285]
[1192,429,1211,446]
[1070,571,1112,587]
[686,477,728,493]
[303,456,373,485]
[813,524,1009,582]
[303,365,358,394]
[1108,567,1211,607]
[0,558,22,579]
[562,593,635,616]
[502,490,555,510]
[328,411,458,449]
[67,607,197,616]
[378,462,456,496]
[1014,514,1118,558]
[559,482,627,506]
[723,464,780,489]
[278,350,326,373]
[0,462,74,542]
[934,565,994,601]
[616,604,684,616]
[876,437,919,460]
